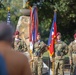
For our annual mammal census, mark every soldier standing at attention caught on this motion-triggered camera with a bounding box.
[14,31,20,50]
[69,33,76,75]
[33,33,47,75]
[14,31,27,52]
[0,22,32,75]
[54,32,68,75]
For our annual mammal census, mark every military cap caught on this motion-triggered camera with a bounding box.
[57,32,61,36]
[74,33,76,38]
[14,31,19,35]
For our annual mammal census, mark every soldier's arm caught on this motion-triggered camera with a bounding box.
[61,42,68,54]
[64,43,68,54]
[40,41,47,53]
[68,43,73,62]
[34,42,40,49]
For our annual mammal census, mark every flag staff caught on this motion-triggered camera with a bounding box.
[7,6,10,12]
[52,9,57,75]
[7,6,11,25]
[48,9,57,75]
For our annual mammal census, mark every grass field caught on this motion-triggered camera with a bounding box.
[42,51,69,58]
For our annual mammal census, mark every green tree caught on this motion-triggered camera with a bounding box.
[0,0,76,44]
[29,0,76,44]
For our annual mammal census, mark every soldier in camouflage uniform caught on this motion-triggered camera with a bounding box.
[14,31,27,52]
[33,33,47,75]
[69,33,76,75]
[54,32,68,75]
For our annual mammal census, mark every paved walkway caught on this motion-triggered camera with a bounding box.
[64,71,70,75]
[43,62,70,75]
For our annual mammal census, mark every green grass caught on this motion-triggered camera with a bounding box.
[42,51,69,58]
[42,51,69,61]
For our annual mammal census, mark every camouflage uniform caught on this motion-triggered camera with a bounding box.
[69,41,76,75]
[55,40,68,75]
[33,40,46,75]
[14,38,27,52]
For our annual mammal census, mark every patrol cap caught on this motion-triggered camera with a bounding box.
[74,33,76,38]
[14,31,19,35]
[57,32,61,36]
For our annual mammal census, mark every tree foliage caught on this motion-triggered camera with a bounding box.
[29,0,76,44]
[0,0,76,44]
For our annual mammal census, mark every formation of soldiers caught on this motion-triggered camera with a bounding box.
[54,32,68,75]
[52,32,76,75]
[13,30,76,75]
[13,31,47,75]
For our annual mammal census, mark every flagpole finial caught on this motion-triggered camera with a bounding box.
[54,9,57,12]
[7,6,10,12]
